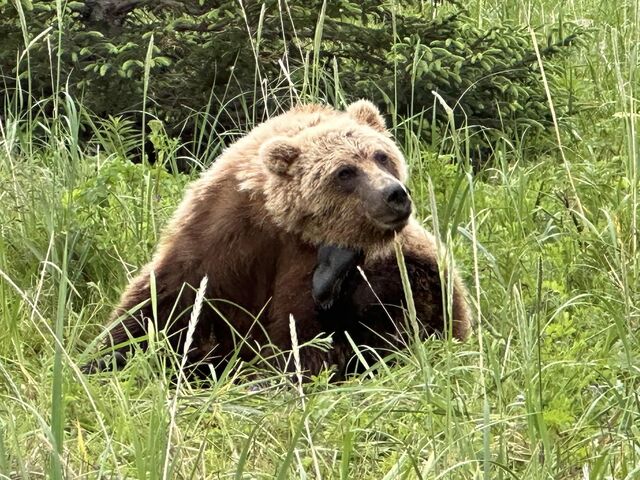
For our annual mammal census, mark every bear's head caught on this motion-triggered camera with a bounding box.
[260,100,412,250]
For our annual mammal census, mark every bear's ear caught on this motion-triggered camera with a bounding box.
[260,137,302,175]
[346,99,386,132]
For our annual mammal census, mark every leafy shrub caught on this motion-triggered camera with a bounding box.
[62,154,189,285]
[1,0,584,158]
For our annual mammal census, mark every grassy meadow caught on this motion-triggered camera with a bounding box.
[1,0,639,478]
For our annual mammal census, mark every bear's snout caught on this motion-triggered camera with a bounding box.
[369,183,412,231]
[384,183,411,216]
[384,184,411,212]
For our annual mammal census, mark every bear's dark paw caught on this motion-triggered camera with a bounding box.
[312,245,363,310]
[81,351,128,374]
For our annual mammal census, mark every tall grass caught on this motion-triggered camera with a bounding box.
[0,0,638,478]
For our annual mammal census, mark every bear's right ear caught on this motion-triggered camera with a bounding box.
[346,99,386,132]
[260,137,302,176]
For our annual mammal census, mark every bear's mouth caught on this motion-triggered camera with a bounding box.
[368,210,411,232]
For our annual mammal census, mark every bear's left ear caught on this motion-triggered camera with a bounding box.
[260,136,302,176]
[346,99,386,132]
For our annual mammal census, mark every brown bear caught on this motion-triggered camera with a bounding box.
[82,100,419,375]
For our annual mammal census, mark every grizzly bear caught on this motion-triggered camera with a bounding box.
[82,100,423,376]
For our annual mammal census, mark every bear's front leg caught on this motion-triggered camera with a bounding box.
[312,245,363,310]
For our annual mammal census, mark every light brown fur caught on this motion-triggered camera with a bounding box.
[86,101,472,379]
[93,101,417,374]
[239,103,408,249]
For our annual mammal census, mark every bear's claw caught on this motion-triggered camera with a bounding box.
[312,245,363,310]
[81,351,128,374]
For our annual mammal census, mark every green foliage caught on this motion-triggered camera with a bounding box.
[1,0,639,478]
[63,154,188,261]
[1,0,583,156]
[2,89,639,478]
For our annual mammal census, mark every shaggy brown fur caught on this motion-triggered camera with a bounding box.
[239,102,410,250]
[84,101,421,375]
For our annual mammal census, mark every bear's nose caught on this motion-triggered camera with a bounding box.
[383,184,411,213]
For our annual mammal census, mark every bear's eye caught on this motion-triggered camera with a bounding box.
[336,166,358,182]
[374,151,389,165]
